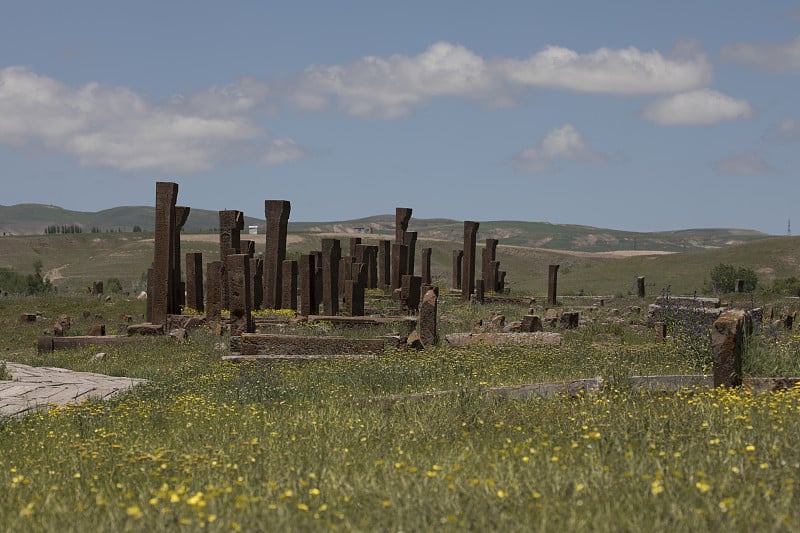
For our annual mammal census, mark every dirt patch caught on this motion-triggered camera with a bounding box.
[45,265,69,281]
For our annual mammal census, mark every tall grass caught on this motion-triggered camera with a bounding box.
[1,295,800,531]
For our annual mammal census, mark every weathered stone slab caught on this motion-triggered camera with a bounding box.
[237,334,385,356]
[404,231,417,276]
[281,260,298,310]
[445,332,563,347]
[227,254,253,336]
[655,296,720,308]
[452,249,463,290]
[299,254,317,316]
[378,240,391,288]
[395,207,412,244]
[418,288,438,347]
[186,252,204,312]
[547,264,559,306]
[127,323,165,336]
[321,239,341,315]
[712,309,750,387]
[151,182,179,325]
[263,200,291,309]
[520,315,542,332]
[391,243,407,291]
[37,335,149,354]
[461,221,479,300]
[421,247,432,285]
[206,261,225,321]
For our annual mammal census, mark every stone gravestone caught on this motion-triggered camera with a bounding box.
[452,249,463,290]
[712,309,751,387]
[418,288,438,347]
[263,200,291,310]
[547,264,560,306]
[462,221,479,301]
[395,207,412,244]
[338,256,353,301]
[151,182,179,325]
[172,206,190,309]
[313,251,323,314]
[401,275,423,313]
[250,257,263,311]
[637,276,646,298]
[185,252,204,312]
[735,279,745,293]
[345,263,366,316]
[226,254,253,336]
[321,239,341,315]
[474,278,485,304]
[378,240,391,288]
[205,261,225,322]
[241,240,256,258]
[421,247,432,285]
[365,245,378,289]
[391,243,408,292]
[219,209,244,310]
[299,254,317,316]
[349,237,361,258]
[281,260,298,310]
[482,239,498,294]
[404,231,418,276]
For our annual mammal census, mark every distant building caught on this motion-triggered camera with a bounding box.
[248,225,259,235]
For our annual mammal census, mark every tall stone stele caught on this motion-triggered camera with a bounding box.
[461,221,479,301]
[263,200,291,309]
[150,181,179,325]
[547,264,560,306]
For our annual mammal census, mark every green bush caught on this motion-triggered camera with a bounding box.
[707,263,757,293]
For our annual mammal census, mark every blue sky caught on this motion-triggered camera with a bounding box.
[1,1,798,233]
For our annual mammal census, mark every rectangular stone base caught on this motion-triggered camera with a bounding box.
[236,334,385,356]
[38,335,150,354]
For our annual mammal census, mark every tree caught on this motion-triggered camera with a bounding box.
[709,263,758,293]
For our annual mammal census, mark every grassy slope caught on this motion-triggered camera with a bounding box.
[1,230,798,297]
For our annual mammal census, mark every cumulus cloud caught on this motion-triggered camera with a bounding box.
[642,89,752,126]
[514,123,605,173]
[262,138,310,165]
[289,41,712,118]
[498,45,711,94]
[0,67,266,173]
[714,152,779,176]
[722,36,800,72]
[290,42,499,118]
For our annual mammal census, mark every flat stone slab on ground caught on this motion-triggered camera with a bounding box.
[0,363,147,418]
[445,332,563,347]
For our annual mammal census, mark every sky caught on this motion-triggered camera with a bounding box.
[0,1,798,234]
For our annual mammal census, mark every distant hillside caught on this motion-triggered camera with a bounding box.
[0,204,264,235]
[0,204,771,252]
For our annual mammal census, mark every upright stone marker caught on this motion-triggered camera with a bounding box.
[321,239,341,315]
[299,254,316,316]
[349,237,362,258]
[151,182,179,325]
[378,240,391,288]
[241,240,256,258]
[404,231,418,276]
[219,209,243,310]
[419,288,438,347]
[395,207,412,244]
[637,276,646,298]
[173,206,191,309]
[226,254,253,336]
[461,221,479,301]
[206,261,224,322]
[482,239,498,293]
[185,252,204,312]
[281,260,298,310]
[712,309,749,387]
[365,245,378,289]
[735,279,745,293]
[452,250,463,290]
[263,200,291,310]
[391,243,408,291]
[250,257,263,310]
[547,264,560,306]
[421,247,432,285]
[474,279,485,304]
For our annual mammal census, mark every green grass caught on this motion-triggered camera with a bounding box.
[1,294,800,530]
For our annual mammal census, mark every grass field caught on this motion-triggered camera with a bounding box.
[1,290,800,531]
[2,231,799,297]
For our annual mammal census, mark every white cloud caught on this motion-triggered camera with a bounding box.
[714,152,778,177]
[498,45,711,94]
[289,41,711,118]
[722,37,800,72]
[642,89,752,126]
[0,67,266,173]
[514,123,605,173]
[262,138,310,165]
[291,42,498,118]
